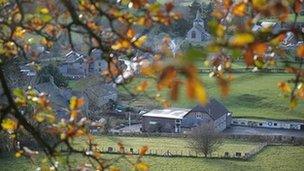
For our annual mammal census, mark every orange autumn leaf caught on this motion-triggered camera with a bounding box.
[232,2,247,17]
[294,0,302,14]
[186,78,195,99]
[223,0,232,9]
[127,29,135,38]
[136,80,149,92]
[170,80,180,101]
[186,78,208,105]
[297,45,304,58]
[244,49,255,66]
[139,145,148,156]
[251,42,268,55]
[278,82,291,93]
[157,66,176,90]
[270,33,286,46]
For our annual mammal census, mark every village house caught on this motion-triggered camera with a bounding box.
[186,10,211,44]
[141,99,232,133]
[59,50,107,79]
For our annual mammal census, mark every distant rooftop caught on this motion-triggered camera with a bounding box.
[142,108,191,119]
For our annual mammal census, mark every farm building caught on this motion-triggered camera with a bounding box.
[232,118,304,131]
[141,99,232,133]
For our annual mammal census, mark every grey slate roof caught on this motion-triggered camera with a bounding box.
[191,99,229,120]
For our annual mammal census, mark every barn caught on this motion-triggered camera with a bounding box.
[141,99,232,133]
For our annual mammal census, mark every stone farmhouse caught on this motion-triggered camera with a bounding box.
[186,10,211,44]
[59,50,107,79]
[142,99,232,133]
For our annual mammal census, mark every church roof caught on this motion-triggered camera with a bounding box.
[194,10,203,22]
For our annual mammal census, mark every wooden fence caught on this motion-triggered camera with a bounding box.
[98,142,268,160]
[198,68,286,74]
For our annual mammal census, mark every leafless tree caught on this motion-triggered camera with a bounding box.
[188,123,223,157]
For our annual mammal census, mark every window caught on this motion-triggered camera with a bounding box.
[274,123,277,126]
[175,119,181,124]
[191,31,196,38]
[259,123,262,126]
[196,113,202,119]
[149,121,157,125]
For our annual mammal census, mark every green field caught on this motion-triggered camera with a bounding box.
[119,73,304,121]
[1,146,303,171]
[73,136,260,156]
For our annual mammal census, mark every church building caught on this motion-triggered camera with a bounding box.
[186,10,211,44]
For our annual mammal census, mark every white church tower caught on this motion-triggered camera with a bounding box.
[186,10,211,44]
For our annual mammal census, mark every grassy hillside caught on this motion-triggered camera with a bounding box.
[1,146,303,171]
[119,73,304,121]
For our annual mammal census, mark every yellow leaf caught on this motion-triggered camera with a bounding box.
[230,33,255,46]
[297,45,304,58]
[109,166,120,171]
[1,118,17,132]
[215,24,225,37]
[70,110,78,121]
[60,133,66,140]
[297,87,304,99]
[34,114,45,123]
[15,151,22,158]
[111,40,131,50]
[252,0,266,10]
[135,162,149,171]
[40,7,49,14]
[69,96,77,110]
[290,98,298,109]
[232,2,246,17]
[194,80,208,105]
[134,35,147,47]
[13,27,26,38]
